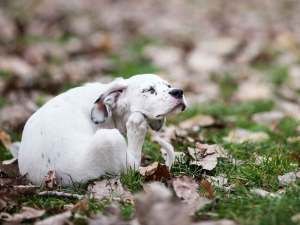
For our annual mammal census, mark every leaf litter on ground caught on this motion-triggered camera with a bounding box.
[188,143,228,171]
[172,176,212,215]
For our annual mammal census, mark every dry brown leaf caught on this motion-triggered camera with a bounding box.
[188,143,227,171]
[0,206,45,222]
[223,129,269,143]
[0,130,11,149]
[139,162,171,181]
[35,211,71,225]
[0,160,20,178]
[0,131,19,163]
[233,79,272,101]
[43,170,58,189]
[0,56,37,81]
[179,115,215,130]
[72,198,89,212]
[291,213,300,224]
[172,176,211,214]
[88,178,133,203]
[193,219,238,225]
[287,136,300,143]
[89,214,130,225]
[250,188,281,198]
[188,48,223,73]
[277,100,300,120]
[278,172,297,186]
[0,104,36,130]
[38,191,84,200]
[252,111,284,127]
[12,185,39,195]
[144,45,183,70]
[135,182,190,225]
[206,174,228,189]
[288,66,300,90]
[200,179,214,199]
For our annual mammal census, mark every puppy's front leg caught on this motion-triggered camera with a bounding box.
[126,112,147,169]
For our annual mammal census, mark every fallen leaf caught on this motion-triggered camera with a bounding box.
[172,176,211,214]
[233,79,272,101]
[0,206,45,222]
[206,174,228,189]
[35,211,71,225]
[188,50,223,73]
[252,111,285,127]
[291,213,300,224]
[193,219,238,225]
[223,129,269,143]
[198,37,240,57]
[43,170,58,189]
[288,66,300,90]
[135,182,190,225]
[0,160,20,177]
[200,179,214,199]
[179,115,215,130]
[250,188,281,198]
[278,172,297,186]
[88,178,133,203]
[0,56,37,82]
[188,143,227,171]
[38,191,84,200]
[0,131,20,164]
[288,136,300,143]
[277,100,300,120]
[144,45,182,70]
[139,162,171,181]
[253,153,265,166]
[0,103,37,130]
[72,198,89,212]
[0,130,11,149]
[89,213,130,225]
[13,185,39,195]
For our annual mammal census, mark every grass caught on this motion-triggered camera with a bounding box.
[142,136,164,163]
[0,144,13,161]
[171,155,203,179]
[120,203,135,220]
[120,169,144,193]
[198,185,300,225]
[109,37,159,78]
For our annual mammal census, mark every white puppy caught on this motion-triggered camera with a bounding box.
[18,74,186,185]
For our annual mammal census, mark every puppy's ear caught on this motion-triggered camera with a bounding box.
[148,118,165,131]
[91,78,127,124]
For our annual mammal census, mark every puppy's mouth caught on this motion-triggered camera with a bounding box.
[155,102,186,119]
[144,102,186,131]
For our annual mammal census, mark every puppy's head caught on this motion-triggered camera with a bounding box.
[123,74,186,130]
[91,74,187,131]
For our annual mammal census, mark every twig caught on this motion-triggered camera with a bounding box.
[38,191,84,199]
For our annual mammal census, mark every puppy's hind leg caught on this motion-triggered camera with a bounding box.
[77,129,128,182]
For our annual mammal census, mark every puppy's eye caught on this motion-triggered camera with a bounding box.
[167,84,171,88]
[142,86,157,94]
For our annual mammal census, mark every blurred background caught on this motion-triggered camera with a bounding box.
[1,0,300,134]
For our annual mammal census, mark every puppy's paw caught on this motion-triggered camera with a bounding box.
[126,112,148,134]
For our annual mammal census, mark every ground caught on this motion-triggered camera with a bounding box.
[1,1,300,225]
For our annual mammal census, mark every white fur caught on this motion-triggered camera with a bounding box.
[18,74,186,185]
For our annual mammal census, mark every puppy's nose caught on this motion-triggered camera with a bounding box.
[169,89,183,99]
